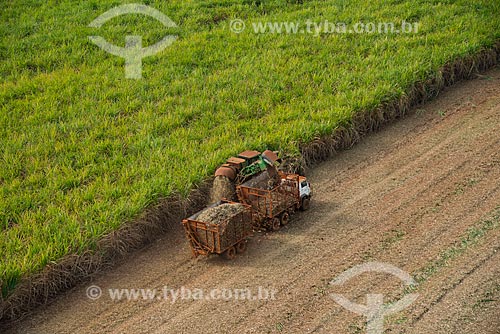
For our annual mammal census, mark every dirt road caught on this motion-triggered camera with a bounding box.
[6,67,500,334]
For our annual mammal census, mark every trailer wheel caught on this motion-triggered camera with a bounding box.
[270,217,281,231]
[236,241,247,253]
[300,197,310,211]
[280,212,290,226]
[223,246,236,260]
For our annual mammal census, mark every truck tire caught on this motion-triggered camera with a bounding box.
[236,240,247,253]
[270,217,281,231]
[300,197,310,211]
[280,212,289,226]
[223,246,236,260]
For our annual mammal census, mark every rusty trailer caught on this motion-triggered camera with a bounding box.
[182,200,253,260]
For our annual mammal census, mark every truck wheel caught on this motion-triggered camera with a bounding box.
[223,246,236,260]
[280,212,289,226]
[300,197,310,211]
[236,240,247,253]
[270,218,281,231]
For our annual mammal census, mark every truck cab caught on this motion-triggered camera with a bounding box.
[299,177,311,198]
[298,176,312,210]
[299,177,312,198]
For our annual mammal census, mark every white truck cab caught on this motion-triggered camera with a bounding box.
[298,176,312,210]
[299,177,312,198]
[279,173,312,211]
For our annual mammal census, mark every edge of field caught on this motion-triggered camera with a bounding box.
[0,41,498,325]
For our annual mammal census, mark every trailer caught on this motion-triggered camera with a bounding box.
[182,200,253,260]
[236,172,312,231]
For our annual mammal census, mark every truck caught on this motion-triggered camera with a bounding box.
[182,151,312,259]
[182,200,253,260]
[236,171,312,231]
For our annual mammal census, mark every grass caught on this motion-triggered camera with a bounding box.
[1,0,499,298]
